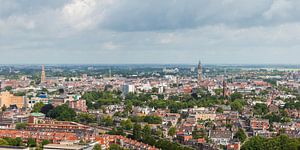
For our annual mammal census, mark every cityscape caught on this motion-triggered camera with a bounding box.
[0,63,300,150]
[1,0,300,150]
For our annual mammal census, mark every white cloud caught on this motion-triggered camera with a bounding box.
[263,0,293,20]
[0,15,35,32]
[159,33,176,44]
[61,0,116,31]
[102,41,120,50]
[62,0,97,30]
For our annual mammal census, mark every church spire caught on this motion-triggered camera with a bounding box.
[41,65,46,83]
[198,60,203,85]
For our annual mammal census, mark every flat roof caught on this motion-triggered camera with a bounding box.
[43,144,85,150]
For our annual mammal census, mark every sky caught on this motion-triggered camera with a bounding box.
[0,0,300,64]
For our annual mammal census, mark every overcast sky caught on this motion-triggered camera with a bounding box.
[0,0,300,64]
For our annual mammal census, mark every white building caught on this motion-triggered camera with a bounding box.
[122,84,135,95]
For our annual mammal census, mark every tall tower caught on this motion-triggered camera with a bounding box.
[223,79,227,97]
[41,65,46,83]
[197,60,203,85]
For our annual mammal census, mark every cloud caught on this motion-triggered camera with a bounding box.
[0,15,35,32]
[1,0,300,64]
[159,33,177,44]
[102,41,120,50]
[62,0,97,30]
[99,0,274,31]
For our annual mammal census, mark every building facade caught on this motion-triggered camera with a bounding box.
[0,91,24,108]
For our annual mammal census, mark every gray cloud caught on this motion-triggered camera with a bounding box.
[0,0,300,64]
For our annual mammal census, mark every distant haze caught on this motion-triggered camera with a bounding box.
[1,0,300,64]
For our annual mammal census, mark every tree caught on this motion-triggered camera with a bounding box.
[253,103,268,115]
[14,92,25,96]
[41,139,50,146]
[142,125,152,137]
[133,123,142,140]
[241,135,299,150]
[93,144,102,150]
[32,102,45,113]
[152,87,159,93]
[109,144,124,150]
[1,105,7,112]
[0,138,8,146]
[216,107,224,113]
[125,101,133,112]
[192,128,206,139]
[234,128,247,143]
[47,104,76,121]
[168,126,176,137]
[58,88,64,94]
[230,92,243,100]
[41,104,54,115]
[14,137,23,146]
[77,113,96,124]
[41,88,48,93]
[27,138,36,147]
[155,128,163,137]
[100,116,113,126]
[144,116,162,124]
[16,123,28,130]
[241,136,265,150]
[3,137,22,146]
[120,119,133,130]
[230,100,243,112]
[4,86,12,91]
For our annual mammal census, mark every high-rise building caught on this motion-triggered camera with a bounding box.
[198,60,203,85]
[41,65,46,83]
[122,84,135,96]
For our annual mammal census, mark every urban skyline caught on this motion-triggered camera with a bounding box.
[1,1,300,149]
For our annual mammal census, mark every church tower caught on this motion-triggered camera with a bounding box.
[41,65,46,83]
[198,60,203,85]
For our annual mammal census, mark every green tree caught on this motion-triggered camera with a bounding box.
[155,128,163,137]
[241,136,265,150]
[133,123,142,140]
[41,104,54,115]
[109,144,124,150]
[14,92,26,96]
[142,125,152,137]
[16,123,28,130]
[27,138,36,147]
[32,102,45,113]
[41,140,50,147]
[93,144,102,150]
[0,138,9,146]
[47,104,76,121]
[253,103,268,115]
[14,137,23,146]
[168,126,176,137]
[230,100,243,112]
[1,105,7,112]
[230,92,243,100]
[100,116,113,126]
[241,135,299,150]
[77,113,96,124]
[143,116,162,124]
[234,128,247,143]
[4,86,12,91]
[120,119,133,130]
[216,107,224,113]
